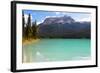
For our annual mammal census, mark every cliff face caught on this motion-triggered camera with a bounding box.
[37,16,91,38]
[42,16,75,24]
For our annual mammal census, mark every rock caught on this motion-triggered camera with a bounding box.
[37,16,91,38]
[42,15,75,25]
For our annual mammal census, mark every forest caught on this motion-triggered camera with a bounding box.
[22,12,38,41]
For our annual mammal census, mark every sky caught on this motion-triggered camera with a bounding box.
[23,10,91,25]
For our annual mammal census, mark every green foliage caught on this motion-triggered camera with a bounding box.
[22,13,37,39]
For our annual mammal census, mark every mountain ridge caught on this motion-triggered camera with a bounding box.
[37,15,91,38]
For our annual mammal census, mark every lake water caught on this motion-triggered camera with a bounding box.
[22,39,91,63]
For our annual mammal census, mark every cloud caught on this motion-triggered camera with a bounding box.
[55,12,61,15]
[61,12,68,15]
[24,14,33,24]
[37,20,44,25]
[76,17,91,22]
[37,21,41,25]
[45,15,57,18]
[24,14,28,24]
[54,12,68,15]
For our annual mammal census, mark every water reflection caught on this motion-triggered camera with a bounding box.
[22,39,91,63]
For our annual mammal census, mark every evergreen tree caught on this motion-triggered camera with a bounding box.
[32,20,37,38]
[23,13,38,39]
[26,14,33,39]
[22,11,25,37]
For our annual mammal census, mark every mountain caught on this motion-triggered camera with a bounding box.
[41,15,75,25]
[37,16,91,38]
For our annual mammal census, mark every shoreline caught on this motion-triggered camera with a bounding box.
[22,38,40,46]
[22,38,90,46]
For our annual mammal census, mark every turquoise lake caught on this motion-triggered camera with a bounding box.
[22,39,91,63]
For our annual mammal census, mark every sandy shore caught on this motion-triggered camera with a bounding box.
[22,38,40,46]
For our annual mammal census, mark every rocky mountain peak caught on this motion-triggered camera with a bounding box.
[42,15,75,25]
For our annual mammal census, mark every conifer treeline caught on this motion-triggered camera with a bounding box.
[22,11,37,39]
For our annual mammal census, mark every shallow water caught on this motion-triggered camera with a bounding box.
[22,39,91,63]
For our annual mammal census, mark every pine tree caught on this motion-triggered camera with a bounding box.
[23,13,38,39]
[26,14,33,39]
[22,11,25,37]
[32,20,37,39]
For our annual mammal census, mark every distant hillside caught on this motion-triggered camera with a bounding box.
[37,16,91,38]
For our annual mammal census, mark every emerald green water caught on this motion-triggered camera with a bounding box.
[23,39,91,63]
